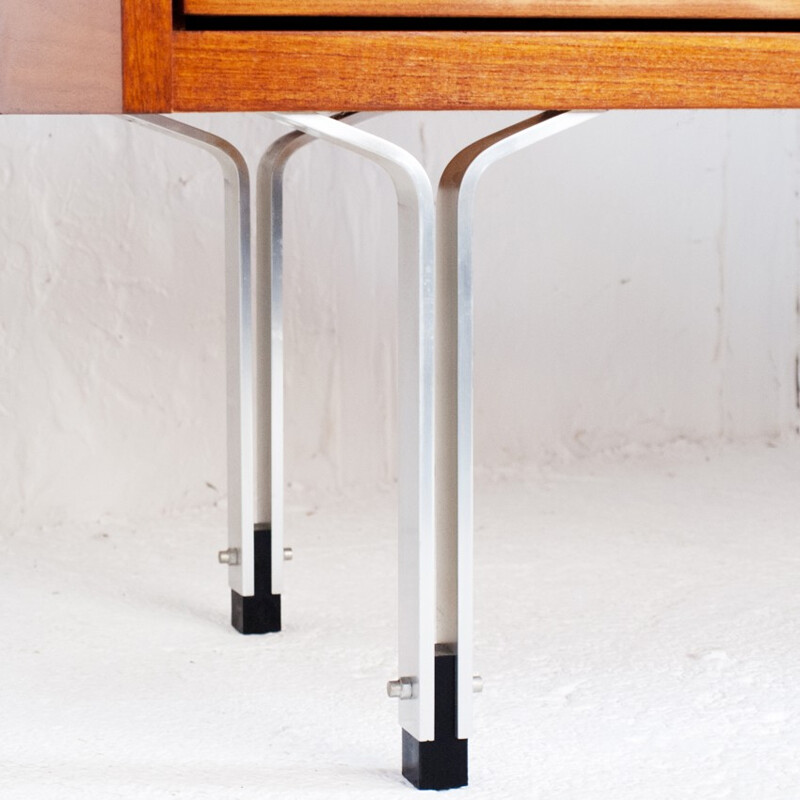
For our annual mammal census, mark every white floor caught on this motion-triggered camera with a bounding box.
[3,439,800,799]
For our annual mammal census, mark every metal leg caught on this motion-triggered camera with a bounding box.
[123,115,255,624]
[265,112,437,764]
[437,109,604,744]
[254,112,379,632]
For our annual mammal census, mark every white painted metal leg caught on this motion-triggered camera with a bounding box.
[438,109,604,739]
[255,112,379,597]
[124,114,255,597]
[266,112,437,744]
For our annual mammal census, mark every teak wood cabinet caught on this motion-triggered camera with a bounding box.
[2,1,800,114]
[3,0,800,792]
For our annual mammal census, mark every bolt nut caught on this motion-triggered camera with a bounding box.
[283,547,294,561]
[386,677,414,700]
[218,548,240,565]
[472,675,484,694]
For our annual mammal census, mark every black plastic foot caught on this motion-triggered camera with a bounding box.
[402,650,468,790]
[231,523,281,634]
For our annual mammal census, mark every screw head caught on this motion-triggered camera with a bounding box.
[386,677,414,700]
[283,547,294,561]
[218,548,240,565]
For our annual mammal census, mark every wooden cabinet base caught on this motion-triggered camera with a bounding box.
[4,2,800,113]
[171,29,800,111]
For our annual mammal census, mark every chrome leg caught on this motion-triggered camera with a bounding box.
[254,113,379,631]
[438,109,604,741]
[124,115,255,613]
[266,112,437,750]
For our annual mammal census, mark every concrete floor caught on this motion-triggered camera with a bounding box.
[3,438,800,798]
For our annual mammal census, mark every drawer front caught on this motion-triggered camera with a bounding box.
[125,0,800,112]
[180,0,800,18]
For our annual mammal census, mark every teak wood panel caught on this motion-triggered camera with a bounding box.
[0,0,121,114]
[171,30,800,111]
[181,0,800,17]
[123,0,172,111]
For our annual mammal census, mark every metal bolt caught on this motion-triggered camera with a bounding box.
[472,675,484,694]
[283,547,294,561]
[386,677,414,700]
[218,548,240,565]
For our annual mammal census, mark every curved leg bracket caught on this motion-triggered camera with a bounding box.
[254,113,378,618]
[438,109,605,741]
[266,112,437,747]
[123,115,255,607]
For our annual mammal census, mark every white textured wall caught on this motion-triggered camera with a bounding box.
[1,111,799,526]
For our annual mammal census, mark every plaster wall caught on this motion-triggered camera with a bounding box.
[0,111,798,525]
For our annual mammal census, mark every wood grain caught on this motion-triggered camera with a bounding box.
[182,0,800,18]
[123,0,173,111]
[0,0,121,114]
[172,30,800,110]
